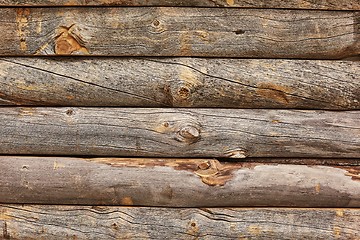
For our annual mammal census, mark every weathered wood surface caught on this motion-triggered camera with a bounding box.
[237,158,360,166]
[1,58,359,109]
[1,205,359,239]
[1,8,358,58]
[0,0,359,10]
[1,156,360,207]
[1,108,359,158]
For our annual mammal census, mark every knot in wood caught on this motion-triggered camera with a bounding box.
[195,160,236,186]
[195,161,219,178]
[225,149,247,158]
[55,39,74,54]
[198,161,211,170]
[152,19,160,27]
[55,25,89,55]
[176,125,200,144]
[180,126,200,139]
[150,19,166,34]
[177,86,191,99]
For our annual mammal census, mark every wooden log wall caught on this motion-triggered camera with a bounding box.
[0,1,359,239]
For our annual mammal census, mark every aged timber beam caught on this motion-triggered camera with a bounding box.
[0,58,359,109]
[0,204,359,239]
[0,0,358,10]
[0,108,359,157]
[0,8,358,58]
[0,157,359,207]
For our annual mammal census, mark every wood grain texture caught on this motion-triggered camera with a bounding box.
[1,7,358,58]
[0,0,359,10]
[1,156,360,207]
[1,108,359,158]
[1,58,359,109]
[1,205,359,239]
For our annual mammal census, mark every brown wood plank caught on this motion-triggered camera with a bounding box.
[1,58,359,109]
[0,0,359,10]
[0,7,358,58]
[1,205,359,239]
[0,108,359,158]
[0,157,359,207]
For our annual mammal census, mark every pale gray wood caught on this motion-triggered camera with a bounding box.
[1,156,359,207]
[0,0,359,10]
[1,8,358,58]
[0,58,359,109]
[0,108,359,158]
[1,205,359,239]
[238,158,360,166]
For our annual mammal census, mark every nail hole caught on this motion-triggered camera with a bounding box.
[191,222,196,227]
[66,109,74,116]
[163,122,169,128]
[234,30,245,35]
[112,223,118,230]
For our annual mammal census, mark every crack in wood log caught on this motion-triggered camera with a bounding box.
[0,205,360,239]
[144,58,354,108]
[0,58,170,107]
[256,82,291,104]
[1,58,358,109]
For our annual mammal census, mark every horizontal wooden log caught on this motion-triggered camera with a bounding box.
[237,158,360,166]
[1,108,359,158]
[0,0,359,10]
[1,205,359,239]
[1,156,360,207]
[1,8,358,58]
[1,58,359,109]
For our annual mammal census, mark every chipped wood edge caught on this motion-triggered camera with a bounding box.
[1,156,359,207]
